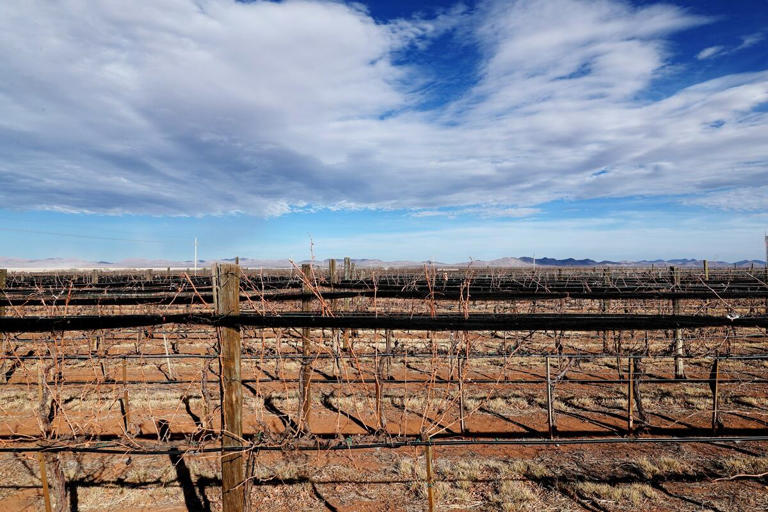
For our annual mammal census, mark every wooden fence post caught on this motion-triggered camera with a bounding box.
[342,258,351,351]
[424,440,435,512]
[0,269,6,384]
[602,270,611,352]
[201,357,212,431]
[375,344,384,431]
[546,356,555,439]
[38,452,53,512]
[213,263,244,512]
[122,356,130,433]
[703,260,709,281]
[457,343,466,434]
[299,264,312,434]
[627,357,634,434]
[671,267,685,379]
[711,358,721,432]
[329,260,340,376]
[0,269,5,316]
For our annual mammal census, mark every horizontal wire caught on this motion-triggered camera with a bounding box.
[3,436,768,455]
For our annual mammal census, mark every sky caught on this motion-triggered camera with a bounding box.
[1,0,767,263]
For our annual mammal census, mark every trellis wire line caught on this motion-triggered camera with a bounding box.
[2,312,768,333]
[3,436,768,455]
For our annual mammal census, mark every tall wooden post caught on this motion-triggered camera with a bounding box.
[627,357,634,434]
[424,441,435,512]
[213,263,243,512]
[0,269,6,384]
[38,452,53,512]
[0,269,6,316]
[671,267,685,379]
[601,269,610,352]
[342,257,352,351]
[457,348,466,434]
[122,356,130,433]
[601,299,610,353]
[711,358,721,432]
[703,260,709,281]
[299,264,312,434]
[329,259,339,375]
[375,344,384,431]
[546,356,555,439]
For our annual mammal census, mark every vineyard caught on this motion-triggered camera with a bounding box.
[1,262,768,511]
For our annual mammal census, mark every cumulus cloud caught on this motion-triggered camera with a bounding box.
[0,0,767,216]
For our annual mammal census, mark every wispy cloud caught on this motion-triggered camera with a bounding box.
[738,32,765,50]
[684,185,768,211]
[0,0,766,218]
[697,45,725,60]
[410,206,540,218]
[697,32,765,59]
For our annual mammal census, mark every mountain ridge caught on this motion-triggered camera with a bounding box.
[0,256,765,270]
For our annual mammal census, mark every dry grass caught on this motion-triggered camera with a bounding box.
[573,481,657,505]
[631,455,692,478]
[717,455,768,476]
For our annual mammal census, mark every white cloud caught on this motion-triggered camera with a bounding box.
[684,186,768,211]
[696,32,764,60]
[697,45,725,59]
[738,32,765,50]
[410,206,540,218]
[0,0,767,217]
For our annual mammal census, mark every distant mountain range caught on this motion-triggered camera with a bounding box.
[0,256,765,270]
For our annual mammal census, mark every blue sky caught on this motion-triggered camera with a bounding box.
[1,0,767,263]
